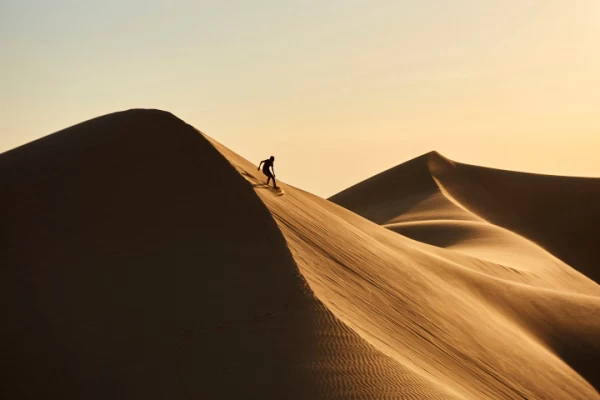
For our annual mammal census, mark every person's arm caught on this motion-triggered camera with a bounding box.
[271,165,276,177]
[258,160,263,170]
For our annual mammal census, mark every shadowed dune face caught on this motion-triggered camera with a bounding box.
[384,220,575,273]
[3,110,600,399]
[2,110,428,399]
[1,110,313,398]
[331,151,600,284]
[327,152,448,226]
[451,162,600,284]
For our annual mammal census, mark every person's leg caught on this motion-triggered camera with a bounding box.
[272,176,277,187]
[265,170,275,186]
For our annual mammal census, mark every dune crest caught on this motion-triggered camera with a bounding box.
[216,138,600,399]
[3,110,599,399]
[331,151,600,284]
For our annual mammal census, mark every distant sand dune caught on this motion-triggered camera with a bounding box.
[2,110,599,399]
[332,151,600,283]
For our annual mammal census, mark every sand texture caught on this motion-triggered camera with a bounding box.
[2,110,599,399]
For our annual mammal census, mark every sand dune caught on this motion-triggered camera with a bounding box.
[2,110,599,399]
[332,151,600,283]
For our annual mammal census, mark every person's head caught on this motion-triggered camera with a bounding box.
[270,156,275,162]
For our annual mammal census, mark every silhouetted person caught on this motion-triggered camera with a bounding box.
[258,156,277,187]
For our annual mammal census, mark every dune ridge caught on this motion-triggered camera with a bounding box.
[331,151,600,284]
[216,139,600,399]
[2,109,599,399]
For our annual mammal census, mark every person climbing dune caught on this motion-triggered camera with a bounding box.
[258,156,277,188]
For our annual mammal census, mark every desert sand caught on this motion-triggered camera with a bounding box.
[2,109,599,399]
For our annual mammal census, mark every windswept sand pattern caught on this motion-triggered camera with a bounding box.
[2,110,599,399]
[212,137,600,398]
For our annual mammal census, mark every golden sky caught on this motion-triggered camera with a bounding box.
[1,0,599,197]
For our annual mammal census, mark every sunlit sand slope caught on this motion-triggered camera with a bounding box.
[214,143,600,399]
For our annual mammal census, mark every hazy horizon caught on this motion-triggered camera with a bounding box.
[2,0,599,197]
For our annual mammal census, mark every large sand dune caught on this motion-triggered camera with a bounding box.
[2,110,599,399]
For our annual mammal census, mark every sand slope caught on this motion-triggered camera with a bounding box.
[217,141,600,399]
[449,160,600,284]
[3,110,599,399]
[331,152,600,283]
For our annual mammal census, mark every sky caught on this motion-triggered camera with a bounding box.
[1,0,599,197]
